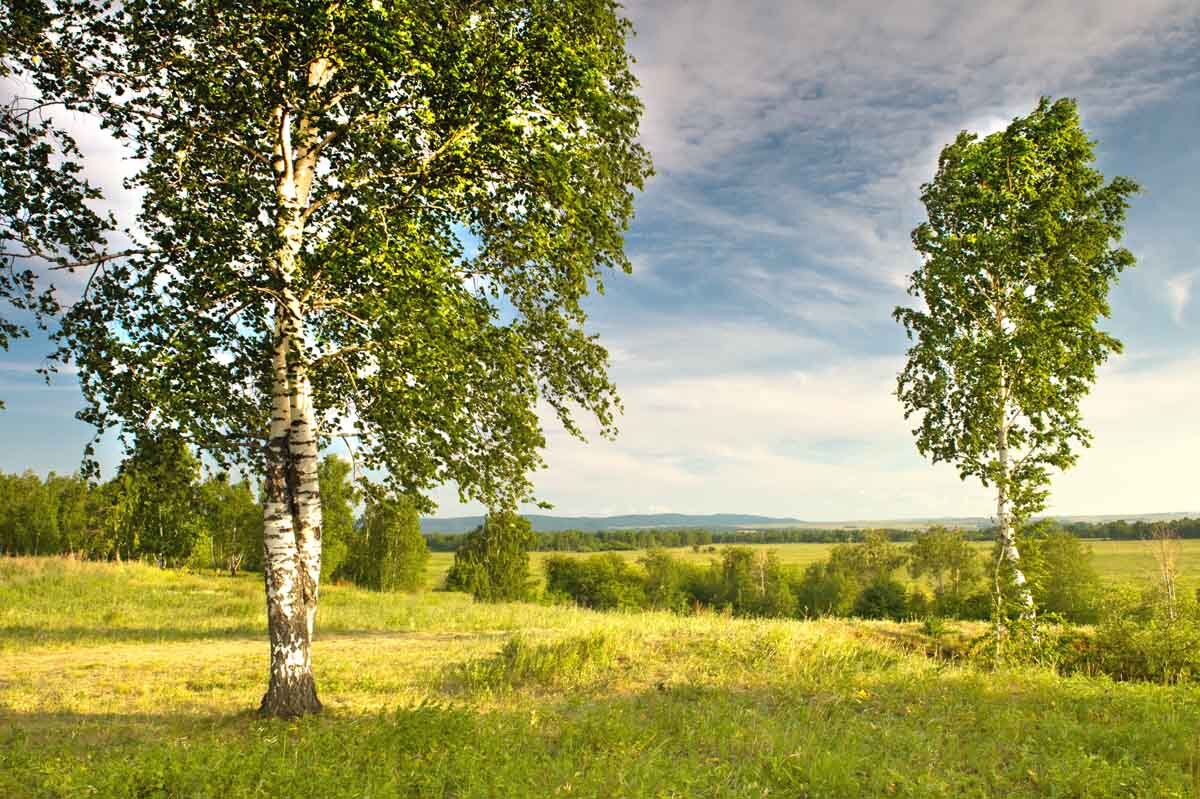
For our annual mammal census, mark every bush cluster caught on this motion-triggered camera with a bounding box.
[1051,587,1200,684]
[544,526,1105,625]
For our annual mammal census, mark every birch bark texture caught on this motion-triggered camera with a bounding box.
[894,97,1137,618]
[38,1,651,716]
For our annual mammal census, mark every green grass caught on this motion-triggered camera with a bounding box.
[4,556,1200,797]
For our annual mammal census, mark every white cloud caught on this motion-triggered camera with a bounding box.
[625,0,1197,175]
[515,350,1200,520]
[621,0,1199,335]
[1165,271,1196,323]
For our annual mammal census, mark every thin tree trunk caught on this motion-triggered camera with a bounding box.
[996,387,1034,614]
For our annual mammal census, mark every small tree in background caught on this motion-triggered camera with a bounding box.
[908,526,983,614]
[444,511,535,602]
[717,547,796,618]
[852,579,909,620]
[352,493,428,593]
[0,470,58,555]
[640,548,692,613]
[794,561,857,617]
[1146,522,1181,621]
[829,529,907,585]
[196,474,262,575]
[46,474,93,558]
[113,432,203,565]
[895,97,1138,618]
[318,456,359,582]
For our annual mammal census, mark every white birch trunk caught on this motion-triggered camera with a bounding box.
[257,58,341,717]
[259,310,322,717]
[287,330,323,643]
[258,95,326,716]
[996,376,1034,614]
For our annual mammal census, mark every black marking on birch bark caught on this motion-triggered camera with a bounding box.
[260,585,321,717]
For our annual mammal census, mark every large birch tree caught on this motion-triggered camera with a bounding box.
[34,0,650,717]
[894,97,1136,615]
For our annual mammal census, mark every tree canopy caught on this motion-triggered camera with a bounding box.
[38,0,650,507]
[895,97,1137,522]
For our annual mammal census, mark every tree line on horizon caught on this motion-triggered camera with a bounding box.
[430,517,1200,551]
[8,456,1197,564]
[0,449,429,593]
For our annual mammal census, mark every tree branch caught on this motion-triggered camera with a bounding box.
[301,123,477,220]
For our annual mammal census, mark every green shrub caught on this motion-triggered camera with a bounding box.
[793,561,856,617]
[544,553,646,611]
[1086,587,1200,684]
[920,616,948,638]
[443,511,535,602]
[344,493,428,592]
[906,588,931,618]
[852,578,908,620]
[936,589,992,620]
[639,548,693,613]
[1021,525,1102,623]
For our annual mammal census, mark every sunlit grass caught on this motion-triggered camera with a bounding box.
[3,556,1200,797]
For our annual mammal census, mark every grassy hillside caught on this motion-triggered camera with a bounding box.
[3,557,1200,797]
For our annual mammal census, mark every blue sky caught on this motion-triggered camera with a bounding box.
[2,1,1199,521]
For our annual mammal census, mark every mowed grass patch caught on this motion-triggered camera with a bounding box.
[4,558,1200,797]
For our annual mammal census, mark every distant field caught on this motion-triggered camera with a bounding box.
[423,539,1200,592]
[4,557,1200,797]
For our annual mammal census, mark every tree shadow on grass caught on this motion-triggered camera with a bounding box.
[0,624,265,647]
[0,625,513,649]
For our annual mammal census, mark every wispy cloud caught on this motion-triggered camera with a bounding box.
[1165,271,1196,323]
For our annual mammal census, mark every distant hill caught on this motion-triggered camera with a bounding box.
[419,510,1200,535]
[419,513,805,534]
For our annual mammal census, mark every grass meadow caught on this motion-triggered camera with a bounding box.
[4,551,1200,797]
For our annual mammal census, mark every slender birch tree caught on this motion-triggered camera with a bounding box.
[894,97,1136,615]
[35,0,650,717]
